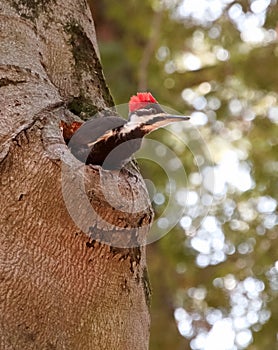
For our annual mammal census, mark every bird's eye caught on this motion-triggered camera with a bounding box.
[150,108,157,114]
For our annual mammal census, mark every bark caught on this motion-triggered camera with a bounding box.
[0,1,152,349]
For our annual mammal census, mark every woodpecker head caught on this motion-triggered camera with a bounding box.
[127,92,190,132]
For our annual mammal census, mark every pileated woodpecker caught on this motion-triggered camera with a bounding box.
[68,92,190,169]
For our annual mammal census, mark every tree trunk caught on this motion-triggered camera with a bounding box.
[0,1,152,349]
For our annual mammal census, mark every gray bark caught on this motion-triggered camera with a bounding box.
[0,1,152,349]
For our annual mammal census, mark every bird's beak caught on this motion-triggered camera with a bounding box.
[142,114,190,133]
[164,114,190,123]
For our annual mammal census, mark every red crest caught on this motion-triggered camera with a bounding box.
[129,92,158,112]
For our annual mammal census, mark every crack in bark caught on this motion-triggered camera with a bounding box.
[0,77,26,87]
[0,102,64,163]
[1,64,33,76]
[142,267,152,309]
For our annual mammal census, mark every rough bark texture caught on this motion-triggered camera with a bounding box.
[0,1,152,349]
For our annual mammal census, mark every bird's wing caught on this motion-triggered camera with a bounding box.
[70,116,126,146]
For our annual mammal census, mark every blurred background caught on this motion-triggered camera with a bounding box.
[89,1,278,349]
